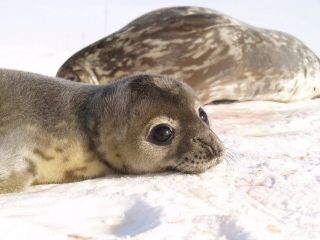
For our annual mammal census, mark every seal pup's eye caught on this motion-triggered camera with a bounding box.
[199,108,209,125]
[149,124,175,145]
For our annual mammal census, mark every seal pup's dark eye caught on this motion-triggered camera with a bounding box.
[199,108,209,125]
[149,124,175,145]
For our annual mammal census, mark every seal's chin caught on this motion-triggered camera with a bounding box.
[173,156,224,174]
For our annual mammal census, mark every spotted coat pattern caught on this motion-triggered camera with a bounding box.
[57,6,320,103]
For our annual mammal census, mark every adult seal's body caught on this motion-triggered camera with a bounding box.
[0,69,224,193]
[57,6,320,104]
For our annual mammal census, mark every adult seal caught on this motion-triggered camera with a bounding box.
[0,69,224,193]
[57,6,320,104]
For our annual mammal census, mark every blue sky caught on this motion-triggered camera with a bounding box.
[0,0,319,55]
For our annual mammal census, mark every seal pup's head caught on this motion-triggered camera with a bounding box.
[84,74,224,174]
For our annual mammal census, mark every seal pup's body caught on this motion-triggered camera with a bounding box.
[57,6,320,104]
[0,69,224,193]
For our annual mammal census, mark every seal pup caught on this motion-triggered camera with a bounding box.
[57,6,320,104]
[0,69,224,193]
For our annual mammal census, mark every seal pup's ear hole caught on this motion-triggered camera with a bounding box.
[199,108,209,125]
[148,124,175,146]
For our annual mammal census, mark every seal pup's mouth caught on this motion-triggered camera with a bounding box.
[171,136,225,174]
[173,155,224,174]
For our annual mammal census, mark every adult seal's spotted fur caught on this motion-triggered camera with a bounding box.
[57,6,320,104]
[0,69,224,193]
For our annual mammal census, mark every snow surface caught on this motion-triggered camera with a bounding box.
[0,49,319,240]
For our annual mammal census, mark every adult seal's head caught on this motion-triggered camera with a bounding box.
[57,6,320,104]
[84,74,225,174]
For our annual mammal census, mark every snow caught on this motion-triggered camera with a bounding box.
[0,48,319,239]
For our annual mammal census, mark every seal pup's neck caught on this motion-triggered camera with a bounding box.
[76,84,121,173]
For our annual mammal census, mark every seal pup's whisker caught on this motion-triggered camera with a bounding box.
[223,149,235,170]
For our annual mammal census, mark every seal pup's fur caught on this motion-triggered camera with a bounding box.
[0,69,224,193]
